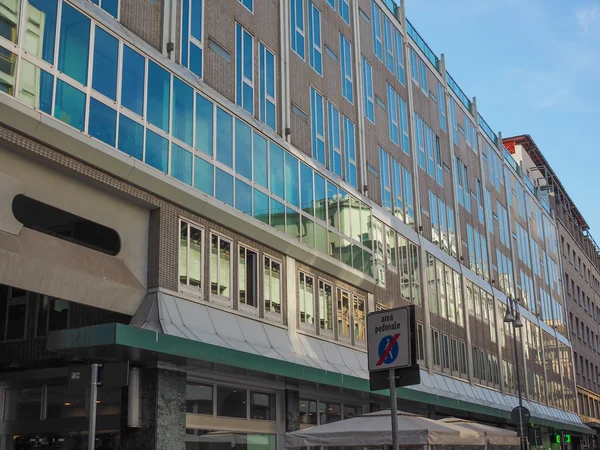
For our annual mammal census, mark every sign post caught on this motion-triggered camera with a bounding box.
[88,363,101,450]
[367,306,418,450]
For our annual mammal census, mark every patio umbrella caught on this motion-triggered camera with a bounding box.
[285,410,486,447]
[439,418,520,447]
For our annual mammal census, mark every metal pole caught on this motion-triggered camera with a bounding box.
[513,319,525,450]
[88,363,100,450]
[389,369,399,450]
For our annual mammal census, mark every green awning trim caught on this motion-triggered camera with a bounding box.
[47,323,592,434]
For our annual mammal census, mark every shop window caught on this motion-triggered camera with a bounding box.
[319,401,341,423]
[0,285,28,342]
[187,384,213,415]
[318,280,334,336]
[35,295,69,337]
[250,392,276,420]
[299,399,317,424]
[185,430,276,450]
[12,195,121,256]
[217,386,246,419]
[239,246,258,310]
[336,288,350,341]
[3,387,42,421]
[353,294,365,343]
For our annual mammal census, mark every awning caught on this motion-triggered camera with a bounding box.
[0,228,145,315]
[439,417,520,446]
[47,292,592,434]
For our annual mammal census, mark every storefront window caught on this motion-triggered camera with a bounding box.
[186,430,276,450]
[217,386,246,418]
[3,387,42,421]
[319,402,341,424]
[299,399,317,424]
[187,384,213,415]
[250,392,276,420]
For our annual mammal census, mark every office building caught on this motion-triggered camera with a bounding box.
[0,0,590,448]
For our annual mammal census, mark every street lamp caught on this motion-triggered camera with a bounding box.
[504,296,526,450]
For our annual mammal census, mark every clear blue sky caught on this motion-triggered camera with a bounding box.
[405,0,600,239]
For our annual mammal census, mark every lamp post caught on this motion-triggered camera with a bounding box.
[504,296,526,450]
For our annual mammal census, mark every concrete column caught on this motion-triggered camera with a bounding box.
[121,366,187,450]
[285,388,300,432]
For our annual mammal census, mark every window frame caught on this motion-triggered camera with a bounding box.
[238,244,260,315]
[263,254,283,321]
[307,1,323,76]
[179,218,205,296]
[180,0,204,78]
[235,22,254,115]
[339,32,353,104]
[310,86,326,165]
[299,270,316,330]
[318,279,335,338]
[259,41,277,130]
[2,287,29,342]
[362,57,375,123]
[290,0,306,59]
[210,232,233,307]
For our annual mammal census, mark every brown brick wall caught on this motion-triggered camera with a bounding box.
[121,0,164,52]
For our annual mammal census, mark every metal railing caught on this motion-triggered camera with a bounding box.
[381,0,399,14]
[478,113,497,145]
[406,19,439,70]
[446,72,471,112]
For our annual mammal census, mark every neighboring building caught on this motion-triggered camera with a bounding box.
[505,134,600,448]
[0,0,590,449]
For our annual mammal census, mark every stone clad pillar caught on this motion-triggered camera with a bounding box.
[285,388,300,432]
[121,366,186,450]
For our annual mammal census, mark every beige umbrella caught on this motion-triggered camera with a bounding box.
[285,410,486,448]
[439,417,520,447]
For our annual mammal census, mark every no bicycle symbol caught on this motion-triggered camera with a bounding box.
[376,333,400,366]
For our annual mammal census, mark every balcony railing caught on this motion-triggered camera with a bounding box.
[524,173,537,196]
[478,113,497,145]
[381,0,399,14]
[406,19,439,70]
[503,146,520,175]
[446,72,471,112]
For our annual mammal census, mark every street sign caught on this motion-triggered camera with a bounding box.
[369,364,420,391]
[67,361,130,389]
[511,406,531,425]
[367,306,413,372]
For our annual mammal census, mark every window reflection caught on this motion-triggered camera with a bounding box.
[89,98,116,146]
[187,384,213,415]
[54,79,86,131]
[92,27,118,100]
[253,133,268,188]
[217,386,246,418]
[145,129,169,173]
[337,288,350,338]
[194,156,213,196]
[121,45,145,116]
[18,59,52,113]
[118,114,143,160]
[216,168,233,206]
[299,399,317,424]
[217,108,233,167]
[270,143,284,199]
[235,119,252,181]
[25,0,58,63]
[250,392,276,420]
[173,77,194,145]
[58,4,90,85]
[253,190,269,224]
[195,94,213,155]
[235,179,252,215]
[0,0,19,44]
[147,61,170,132]
[172,144,192,186]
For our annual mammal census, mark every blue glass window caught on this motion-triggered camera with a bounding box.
[285,152,299,207]
[58,4,90,85]
[172,144,192,185]
[379,147,391,212]
[235,23,254,115]
[425,124,435,178]
[314,173,326,221]
[307,2,322,75]
[300,163,314,215]
[121,45,145,117]
[254,190,269,224]
[147,61,170,133]
[450,98,458,145]
[271,199,285,231]
[54,80,85,131]
[145,130,169,173]
[393,28,405,85]
[91,0,118,18]
[216,169,234,207]
[326,0,335,8]
[235,179,252,215]
[27,0,58,64]
[419,60,428,94]
[414,113,425,169]
[438,82,447,132]
[259,43,276,130]
[387,84,399,145]
[216,108,233,167]
[181,0,203,77]
[238,0,253,12]
[235,119,252,180]
[270,143,285,199]
[362,58,374,123]
[343,116,357,188]
[392,159,403,220]
[92,27,118,100]
[172,77,193,145]
[118,114,143,160]
[253,132,268,188]
[410,49,418,85]
[194,156,214,195]
[195,94,213,155]
[399,96,409,155]
[403,167,414,227]
[88,99,116,146]
[371,2,383,61]
[327,102,341,177]
[310,87,325,165]
[339,33,353,103]
[290,0,305,59]
[383,18,394,73]
[338,0,350,24]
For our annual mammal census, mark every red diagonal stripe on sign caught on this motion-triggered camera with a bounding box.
[376,333,401,366]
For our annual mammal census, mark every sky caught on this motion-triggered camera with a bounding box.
[405,0,600,238]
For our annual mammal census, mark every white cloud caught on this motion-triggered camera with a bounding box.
[575,4,600,35]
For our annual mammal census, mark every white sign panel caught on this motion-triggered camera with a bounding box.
[367,307,412,372]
